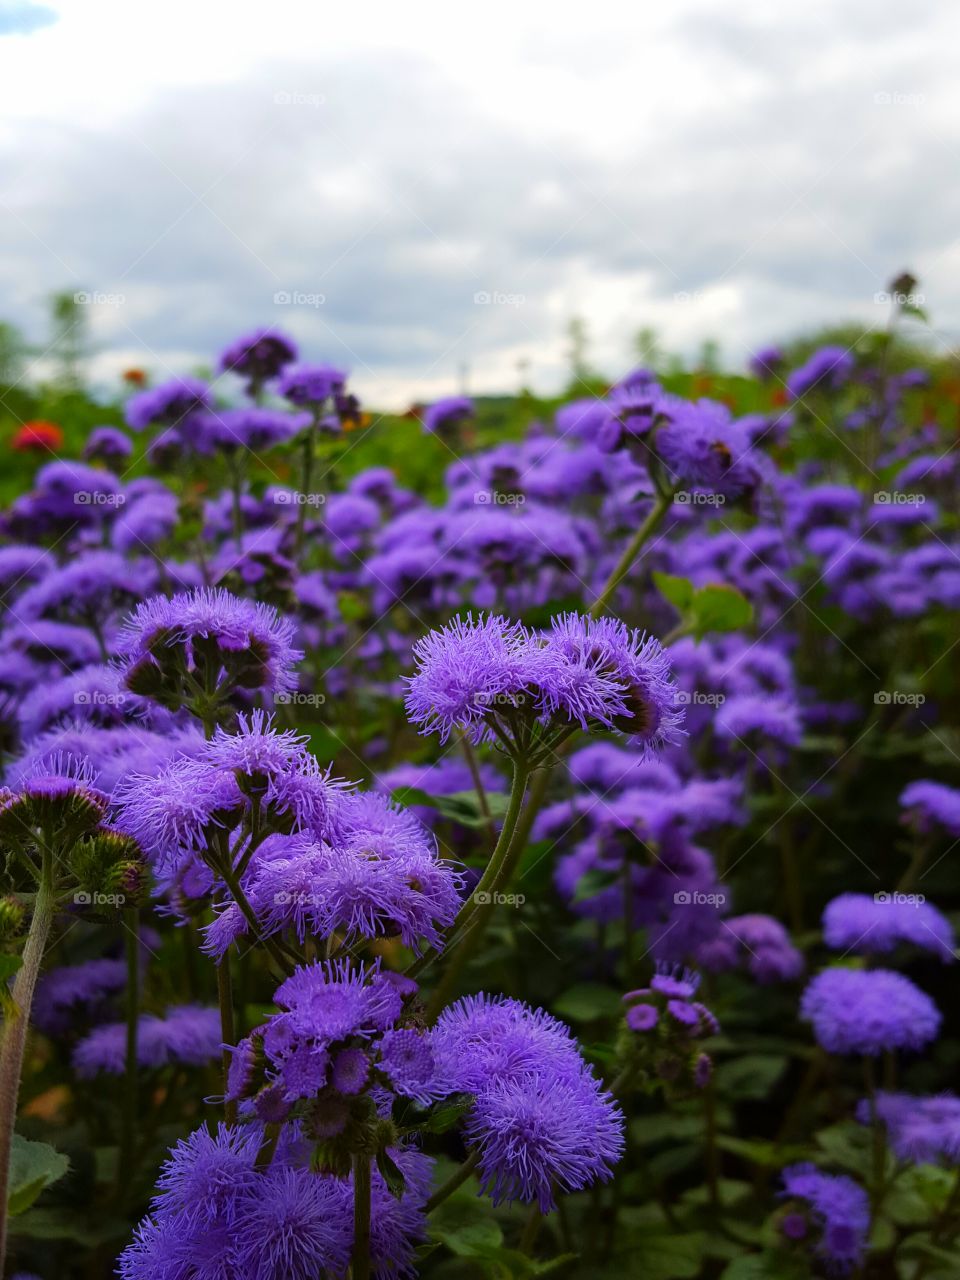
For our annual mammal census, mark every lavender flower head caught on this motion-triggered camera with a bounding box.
[799,967,941,1056]
[822,892,955,963]
[276,362,347,406]
[900,780,960,837]
[780,1163,869,1273]
[857,1092,960,1165]
[423,396,474,437]
[218,327,298,388]
[125,377,211,432]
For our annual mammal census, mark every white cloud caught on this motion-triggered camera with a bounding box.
[0,0,958,407]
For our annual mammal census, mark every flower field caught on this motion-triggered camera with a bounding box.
[0,307,958,1280]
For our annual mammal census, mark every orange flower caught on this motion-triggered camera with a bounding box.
[123,368,147,387]
[12,420,64,452]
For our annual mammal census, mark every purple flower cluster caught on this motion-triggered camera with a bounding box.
[780,1163,870,1272]
[799,967,941,1056]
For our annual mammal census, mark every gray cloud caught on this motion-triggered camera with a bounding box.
[1,4,958,405]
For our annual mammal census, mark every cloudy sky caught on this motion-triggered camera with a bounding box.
[0,0,957,406]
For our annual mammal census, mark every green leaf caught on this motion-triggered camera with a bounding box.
[416,1093,475,1135]
[615,1226,707,1279]
[376,1147,406,1200]
[690,583,754,639]
[720,1253,811,1279]
[7,1136,69,1215]
[433,1218,503,1257]
[552,983,624,1022]
[714,1054,787,1101]
[653,571,695,611]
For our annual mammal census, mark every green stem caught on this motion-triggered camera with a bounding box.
[117,909,140,1200]
[295,421,318,558]
[352,1152,372,1280]
[418,762,530,1018]
[863,1056,886,1215]
[0,852,56,1272]
[461,735,497,846]
[589,491,672,617]
[217,959,236,1127]
[424,1149,481,1213]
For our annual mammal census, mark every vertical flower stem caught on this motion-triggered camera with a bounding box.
[352,1152,372,1280]
[217,959,237,1126]
[117,908,140,1201]
[863,1056,886,1214]
[461,735,497,845]
[589,491,672,618]
[0,849,56,1272]
[295,413,321,558]
[704,1078,720,1211]
[419,761,530,1018]
[424,1149,481,1213]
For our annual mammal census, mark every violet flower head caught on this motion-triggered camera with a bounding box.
[857,1092,960,1165]
[276,362,347,406]
[125,377,211,432]
[657,400,769,498]
[780,1163,869,1273]
[822,892,955,963]
[787,345,855,401]
[84,424,132,465]
[799,967,941,1056]
[73,1006,221,1076]
[900,780,960,837]
[218,328,298,386]
[423,396,474,437]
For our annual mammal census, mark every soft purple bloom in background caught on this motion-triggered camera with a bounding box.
[787,346,855,400]
[780,1163,869,1272]
[195,406,307,454]
[33,956,128,1034]
[749,345,784,380]
[73,1005,220,1075]
[125,377,211,431]
[658,400,769,498]
[900,779,960,836]
[800,967,941,1055]
[84,424,132,464]
[423,395,474,436]
[714,693,803,749]
[697,914,804,983]
[822,892,955,962]
[218,328,298,385]
[857,1092,960,1165]
[276,362,347,406]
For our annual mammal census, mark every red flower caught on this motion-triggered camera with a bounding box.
[123,368,147,386]
[12,420,64,452]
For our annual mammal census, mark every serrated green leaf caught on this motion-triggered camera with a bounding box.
[653,571,695,611]
[7,1136,69,1215]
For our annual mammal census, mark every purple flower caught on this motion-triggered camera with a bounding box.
[697,914,804,983]
[73,1006,221,1075]
[33,956,127,1034]
[125,377,211,432]
[714,693,803,749]
[118,587,303,703]
[230,1164,351,1279]
[466,1069,623,1212]
[218,328,298,387]
[196,407,307,454]
[822,892,955,962]
[14,550,148,628]
[780,1163,869,1272]
[84,424,132,464]
[276,363,347,406]
[113,757,244,872]
[657,401,770,499]
[900,780,960,837]
[423,396,474,436]
[787,345,855,400]
[858,1092,960,1165]
[749,346,784,380]
[799,967,941,1056]
[378,1029,439,1104]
